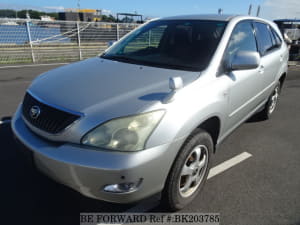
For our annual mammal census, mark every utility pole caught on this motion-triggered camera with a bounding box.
[248,4,252,16]
[26,10,30,19]
[77,0,81,21]
[77,0,81,10]
[256,5,261,17]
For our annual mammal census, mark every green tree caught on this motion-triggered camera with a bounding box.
[28,10,41,19]
[46,12,59,20]
[17,10,28,19]
[121,16,134,23]
[0,9,17,18]
[102,14,117,22]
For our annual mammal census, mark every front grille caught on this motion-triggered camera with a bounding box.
[22,92,81,134]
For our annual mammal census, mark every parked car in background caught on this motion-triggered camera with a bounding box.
[12,14,288,210]
[274,19,300,60]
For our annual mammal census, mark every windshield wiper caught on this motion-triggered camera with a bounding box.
[145,61,198,71]
[102,55,138,63]
[101,55,200,71]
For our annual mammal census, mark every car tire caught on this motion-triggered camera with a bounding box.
[161,128,213,211]
[260,81,281,120]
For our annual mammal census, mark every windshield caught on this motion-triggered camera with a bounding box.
[101,20,227,71]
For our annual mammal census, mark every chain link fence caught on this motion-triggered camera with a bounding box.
[0,19,140,64]
[2,18,299,65]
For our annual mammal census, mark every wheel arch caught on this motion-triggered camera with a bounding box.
[196,116,221,153]
[162,116,221,208]
[180,115,221,154]
[279,72,287,90]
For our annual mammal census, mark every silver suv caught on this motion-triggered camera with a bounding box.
[12,15,288,210]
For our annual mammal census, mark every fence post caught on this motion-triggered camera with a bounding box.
[148,30,151,46]
[26,20,36,63]
[116,23,120,40]
[77,21,82,60]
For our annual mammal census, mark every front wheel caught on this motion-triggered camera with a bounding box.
[161,129,213,211]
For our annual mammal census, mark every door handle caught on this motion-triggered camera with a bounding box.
[259,65,265,74]
[280,55,283,62]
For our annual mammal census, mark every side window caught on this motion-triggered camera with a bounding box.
[253,22,273,55]
[269,27,277,46]
[271,28,282,47]
[225,21,258,61]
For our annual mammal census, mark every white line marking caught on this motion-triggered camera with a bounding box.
[118,152,252,216]
[207,152,252,179]
[0,63,68,69]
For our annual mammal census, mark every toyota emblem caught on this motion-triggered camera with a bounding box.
[29,105,41,119]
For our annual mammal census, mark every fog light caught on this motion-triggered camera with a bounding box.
[103,179,143,193]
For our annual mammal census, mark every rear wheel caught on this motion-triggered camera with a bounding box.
[260,81,281,119]
[161,129,213,211]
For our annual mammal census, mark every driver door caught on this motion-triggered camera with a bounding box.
[222,21,264,132]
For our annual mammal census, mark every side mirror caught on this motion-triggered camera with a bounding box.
[162,77,183,104]
[229,51,260,71]
[107,40,117,47]
[169,76,183,91]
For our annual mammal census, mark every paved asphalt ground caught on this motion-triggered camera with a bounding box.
[0,64,299,225]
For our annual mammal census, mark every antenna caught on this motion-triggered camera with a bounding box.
[218,8,223,15]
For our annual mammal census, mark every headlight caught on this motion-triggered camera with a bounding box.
[81,110,165,151]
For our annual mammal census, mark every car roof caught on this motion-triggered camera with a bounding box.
[159,14,238,21]
[157,14,278,31]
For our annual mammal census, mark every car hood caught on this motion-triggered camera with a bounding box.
[29,57,199,118]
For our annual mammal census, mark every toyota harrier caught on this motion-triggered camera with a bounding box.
[12,15,288,210]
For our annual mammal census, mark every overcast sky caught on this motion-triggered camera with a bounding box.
[262,0,300,19]
[0,0,299,19]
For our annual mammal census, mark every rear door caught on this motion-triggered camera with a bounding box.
[253,22,283,99]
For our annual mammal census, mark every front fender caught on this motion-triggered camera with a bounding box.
[146,77,229,149]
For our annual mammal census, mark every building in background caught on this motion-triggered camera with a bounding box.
[58,9,102,22]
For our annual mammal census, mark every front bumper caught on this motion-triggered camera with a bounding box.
[12,105,184,203]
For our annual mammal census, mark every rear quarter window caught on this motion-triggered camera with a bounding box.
[270,28,282,47]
